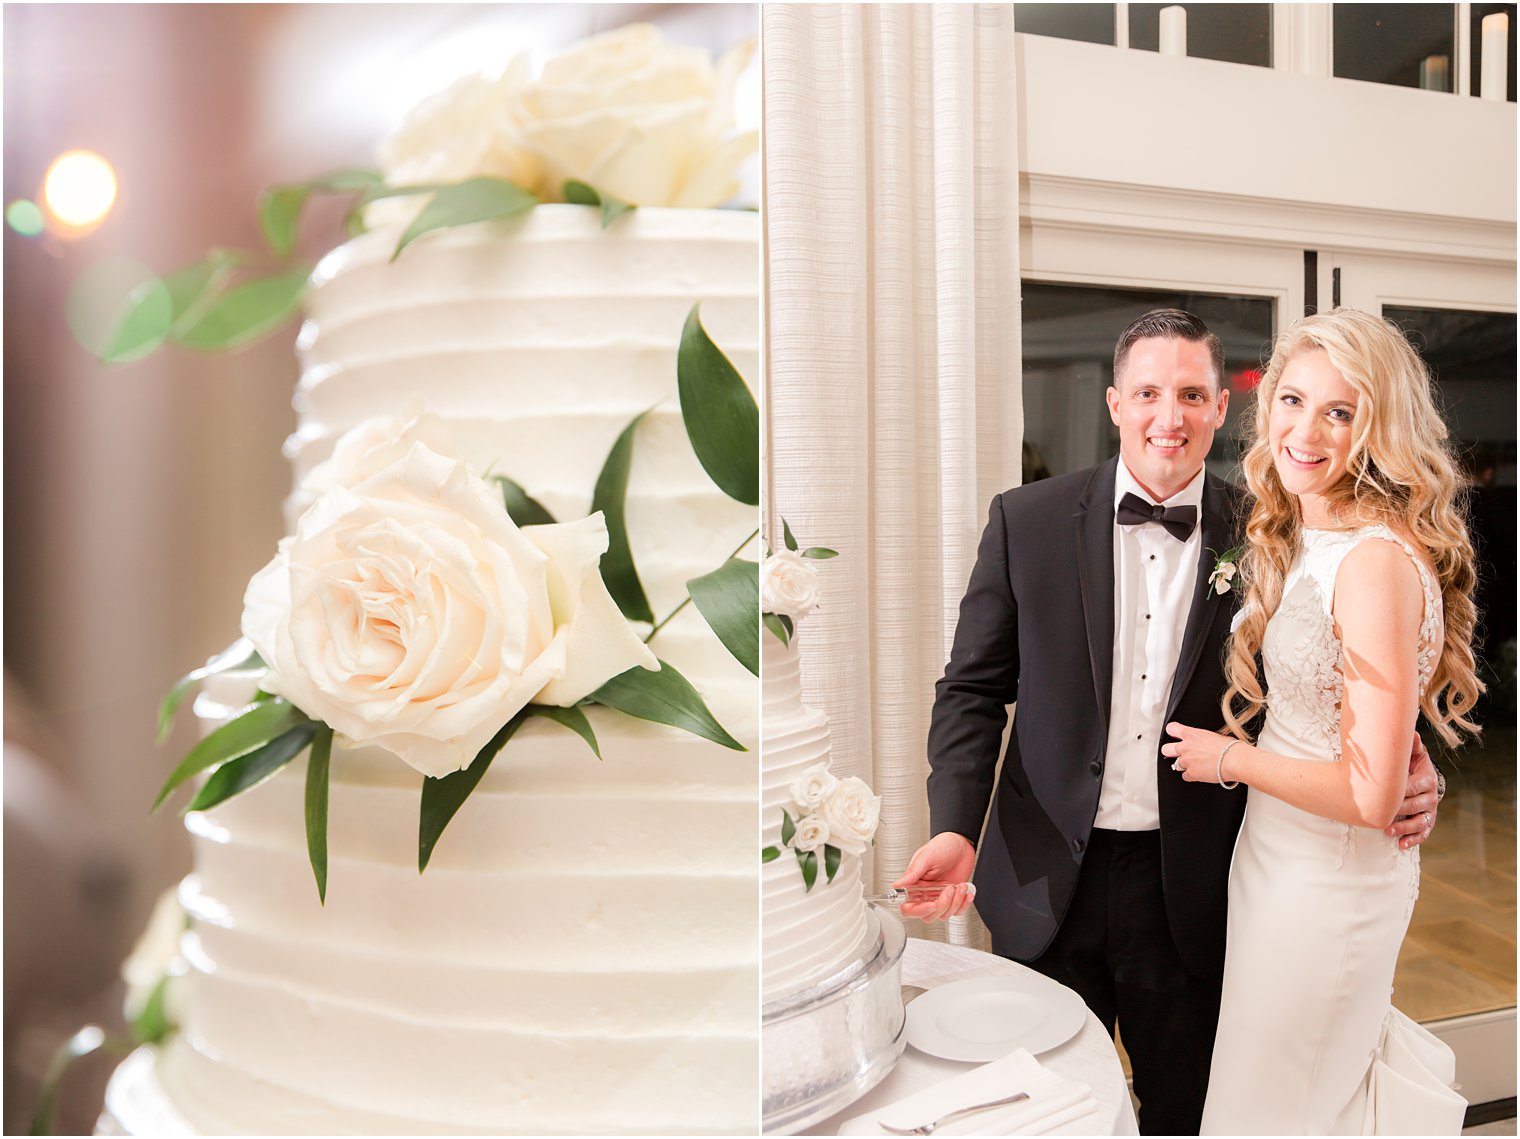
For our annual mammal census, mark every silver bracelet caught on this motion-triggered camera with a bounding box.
[1434,768,1446,802]
[1217,740,1241,790]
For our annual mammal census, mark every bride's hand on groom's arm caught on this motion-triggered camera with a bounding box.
[1161,722,1244,784]
[1386,735,1440,851]
[895,832,976,921]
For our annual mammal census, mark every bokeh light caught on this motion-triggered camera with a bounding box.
[42,150,118,228]
[6,199,46,236]
[65,257,172,363]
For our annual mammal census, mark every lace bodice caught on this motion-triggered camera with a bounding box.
[1260,525,1442,762]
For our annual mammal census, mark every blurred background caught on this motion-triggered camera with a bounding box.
[2,4,757,1131]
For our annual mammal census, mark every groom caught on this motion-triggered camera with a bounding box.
[898,309,1442,1134]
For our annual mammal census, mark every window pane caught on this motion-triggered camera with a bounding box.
[1333,4,1456,91]
[1013,4,1115,47]
[1381,305,1517,1025]
[1128,3,1272,67]
[1019,283,1274,484]
[1470,3,1518,101]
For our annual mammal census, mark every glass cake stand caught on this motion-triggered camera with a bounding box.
[762,904,908,1135]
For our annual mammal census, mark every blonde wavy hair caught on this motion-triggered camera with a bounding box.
[1222,308,1482,747]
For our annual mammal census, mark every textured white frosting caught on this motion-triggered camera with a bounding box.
[131,207,760,1135]
[759,630,869,1005]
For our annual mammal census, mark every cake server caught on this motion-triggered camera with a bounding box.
[864,883,977,905]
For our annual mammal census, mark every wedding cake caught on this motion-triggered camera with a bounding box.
[759,603,873,1004]
[103,26,761,1137]
[758,548,904,1134]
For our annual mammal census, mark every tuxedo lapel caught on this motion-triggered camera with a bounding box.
[1164,474,1233,724]
[1074,459,1118,740]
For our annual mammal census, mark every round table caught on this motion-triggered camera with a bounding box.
[813,937,1139,1135]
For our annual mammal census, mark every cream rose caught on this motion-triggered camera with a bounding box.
[791,814,831,854]
[790,763,837,812]
[817,776,881,855]
[242,442,657,779]
[376,25,755,209]
[761,549,820,619]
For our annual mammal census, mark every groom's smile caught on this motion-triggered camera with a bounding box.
[1107,337,1229,503]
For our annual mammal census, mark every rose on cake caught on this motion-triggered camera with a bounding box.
[380,23,756,209]
[761,549,820,619]
[242,440,657,778]
[817,776,881,855]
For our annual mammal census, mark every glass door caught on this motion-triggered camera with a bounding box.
[1331,252,1517,1109]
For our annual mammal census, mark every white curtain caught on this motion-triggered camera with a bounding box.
[762,3,1021,948]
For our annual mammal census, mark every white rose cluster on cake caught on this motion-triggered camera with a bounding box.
[105,22,761,1137]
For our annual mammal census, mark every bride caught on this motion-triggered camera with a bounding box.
[1164,308,1481,1135]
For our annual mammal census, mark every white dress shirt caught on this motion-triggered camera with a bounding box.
[1095,461,1205,830]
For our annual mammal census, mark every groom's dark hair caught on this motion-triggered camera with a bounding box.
[1113,308,1226,391]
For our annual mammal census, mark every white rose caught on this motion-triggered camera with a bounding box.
[792,814,831,853]
[379,56,537,190]
[375,25,756,209]
[122,886,187,1025]
[790,763,837,812]
[243,442,657,779]
[514,25,756,207]
[817,776,881,855]
[761,549,820,619]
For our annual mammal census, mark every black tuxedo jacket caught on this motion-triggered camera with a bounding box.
[927,457,1247,980]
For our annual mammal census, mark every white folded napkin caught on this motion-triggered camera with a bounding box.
[838,1049,1098,1135]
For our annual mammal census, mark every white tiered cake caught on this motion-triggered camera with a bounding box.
[758,552,904,1134]
[760,629,871,1004]
[103,26,763,1130]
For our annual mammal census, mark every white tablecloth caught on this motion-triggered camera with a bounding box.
[815,937,1140,1136]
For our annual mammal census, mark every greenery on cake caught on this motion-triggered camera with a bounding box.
[87,25,756,363]
[760,519,837,646]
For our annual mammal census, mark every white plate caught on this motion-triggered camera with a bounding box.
[904,973,1088,1062]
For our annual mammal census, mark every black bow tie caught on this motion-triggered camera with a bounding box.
[1116,492,1197,542]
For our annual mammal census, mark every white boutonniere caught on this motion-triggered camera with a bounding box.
[1209,545,1243,598]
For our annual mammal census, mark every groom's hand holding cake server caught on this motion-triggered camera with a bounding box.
[897,310,1451,1135]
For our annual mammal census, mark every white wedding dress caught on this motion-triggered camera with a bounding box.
[1201,526,1467,1135]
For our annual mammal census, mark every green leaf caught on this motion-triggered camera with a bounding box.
[393,177,538,260]
[589,659,744,751]
[678,305,760,506]
[173,265,313,351]
[163,254,242,335]
[761,846,781,863]
[30,1025,108,1136]
[101,275,173,364]
[130,975,173,1046]
[494,476,557,527]
[687,558,759,676]
[824,843,842,883]
[798,848,818,891]
[258,185,310,257]
[526,703,600,759]
[801,547,839,559]
[305,724,333,904]
[186,721,317,813]
[157,642,263,743]
[782,517,799,552]
[590,411,654,623]
[418,713,530,871]
[309,168,383,193]
[562,179,636,228]
[781,809,796,846]
[155,698,302,809]
[762,612,792,646]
